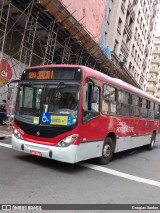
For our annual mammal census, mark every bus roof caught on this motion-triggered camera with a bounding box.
[85,66,160,103]
[26,64,160,103]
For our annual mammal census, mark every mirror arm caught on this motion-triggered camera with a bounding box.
[8,79,20,87]
[7,79,20,100]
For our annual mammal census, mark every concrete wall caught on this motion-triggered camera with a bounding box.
[60,0,108,43]
[0,52,26,101]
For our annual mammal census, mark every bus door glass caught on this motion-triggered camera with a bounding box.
[154,103,160,119]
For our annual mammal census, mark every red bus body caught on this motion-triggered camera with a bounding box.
[12,65,160,164]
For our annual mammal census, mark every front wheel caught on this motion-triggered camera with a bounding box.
[97,137,113,165]
[146,133,156,150]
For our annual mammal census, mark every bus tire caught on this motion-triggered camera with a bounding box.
[147,133,156,150]
[97,137,113,165]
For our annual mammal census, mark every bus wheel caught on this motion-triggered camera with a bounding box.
[97,137,113,165]
[147,133,156,150]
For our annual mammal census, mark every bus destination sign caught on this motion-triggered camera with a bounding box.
[28,70,54,80]
[21,67,81,81]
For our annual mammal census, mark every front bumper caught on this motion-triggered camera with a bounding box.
[11,134,78,163]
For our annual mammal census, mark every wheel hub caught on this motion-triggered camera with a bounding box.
[103,144,111,158]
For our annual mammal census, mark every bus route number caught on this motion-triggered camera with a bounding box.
[28,71,54,79]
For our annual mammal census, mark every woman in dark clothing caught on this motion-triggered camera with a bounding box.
[0,100,7,125]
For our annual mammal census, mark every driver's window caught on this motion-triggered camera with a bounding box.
[82,82,100,123]
[23,87,33,108]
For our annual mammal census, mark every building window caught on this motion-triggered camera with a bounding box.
[114,39,119,53]
[137,10,140,23]
[117,18,122,34]
[108,9,111,24]
[121,0,126,14]
[129,62,132,72]
[134,27,138,39]
[132,44,135,56]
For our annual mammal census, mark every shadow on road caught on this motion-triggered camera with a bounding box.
[15,154,88,174]
[13,144,160,171]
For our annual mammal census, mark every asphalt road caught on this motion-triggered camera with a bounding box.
[0,137,160,212]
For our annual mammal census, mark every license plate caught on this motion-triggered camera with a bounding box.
[30,150,42,157]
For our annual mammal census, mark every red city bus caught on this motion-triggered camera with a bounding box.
[11,64,160,164]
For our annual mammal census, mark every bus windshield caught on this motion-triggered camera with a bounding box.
[15,83,80,126]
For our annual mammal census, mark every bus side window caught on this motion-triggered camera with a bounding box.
[82,82,100,122]
[117,90,123,115]
[117,90,130,116]
[149,102,154,118]
[141,99,148,118]
[154,103,160,119]
[123,91,130,116]
[102,84,116,115]
[131,95,140,117]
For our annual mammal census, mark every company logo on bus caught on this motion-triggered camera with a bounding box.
[36,131,40,136]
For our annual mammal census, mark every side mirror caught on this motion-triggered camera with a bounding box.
[7,79,20,100]
[7,86,12,100]
[8,79,20,87]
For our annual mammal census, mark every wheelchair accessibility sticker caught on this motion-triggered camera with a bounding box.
[41,112,51,124]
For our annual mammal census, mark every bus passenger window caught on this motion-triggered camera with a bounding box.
[141,99,148,118]
[154,103,160,119]
[117,90,130,116]
[102,84,116,115]
[149,102,154,118]
[131,95,140,117]
[82,83,100,122]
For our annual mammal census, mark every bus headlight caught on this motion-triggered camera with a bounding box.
[57,134,79,147]
[13,128,23,140]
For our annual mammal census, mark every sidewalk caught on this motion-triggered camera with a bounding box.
[0,125,12,138]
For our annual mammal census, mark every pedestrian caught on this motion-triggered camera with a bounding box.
[0,99,7,125]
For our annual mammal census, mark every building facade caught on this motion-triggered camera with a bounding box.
[105,0,159,90]
[0,0,159,102]
[146,36,160,98]
[61,0,159,91]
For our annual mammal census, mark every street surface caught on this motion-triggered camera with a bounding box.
[0,137,160,212]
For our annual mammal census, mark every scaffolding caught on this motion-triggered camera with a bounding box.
[18,3,38,72]
[0,0,141,105]
[0,0,11,62]
[43,21,57,65]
